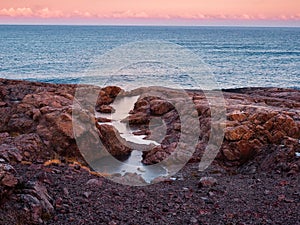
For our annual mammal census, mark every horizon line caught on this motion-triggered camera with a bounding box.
[1,23,300,28]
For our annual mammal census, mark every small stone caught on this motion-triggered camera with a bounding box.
[200,197,213,204]
[198,177,218,188]
[137,167,146,172]
[63,187,69,196]
[83,191,91,198]
[86,179,102,187]
[55,197,63,207]
[24,151,31,158]
[278,194,285,201]
[73,164,80,170]
[284,198,294,203]
[208,191,215,197]
[0,102,7,107]
[190,217,198,223]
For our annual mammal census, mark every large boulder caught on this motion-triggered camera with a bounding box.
[97,124,132,156]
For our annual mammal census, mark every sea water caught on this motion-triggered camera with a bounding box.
[0,25,299,89]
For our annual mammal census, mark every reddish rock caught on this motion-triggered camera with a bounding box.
[142,145,167,165]
[96,86,122,106]
[134,99,149,109]
[228,111,248,122]
[225,125,249,141]
[13,133,48,162]
[96,117,112,123]
[150,99,174,115]
[102,86,122,98]
[96,105,115,113]
[122,112,149,125]
[198,177,218,188]
[97,124,132,156]
[0,163,18,187]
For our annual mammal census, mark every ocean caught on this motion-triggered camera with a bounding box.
[0,25,299,89]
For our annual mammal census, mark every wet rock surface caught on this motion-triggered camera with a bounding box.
[0,79,299,224]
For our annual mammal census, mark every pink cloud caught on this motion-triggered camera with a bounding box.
[0,7,299,21]
[0,7,33,17]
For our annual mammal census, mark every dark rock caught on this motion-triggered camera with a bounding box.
[0,144,23,164]
[18,181,54,224]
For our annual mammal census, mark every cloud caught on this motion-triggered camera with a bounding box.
[0,7,299,21]
[0,7,64,18]
[0,7,33,17]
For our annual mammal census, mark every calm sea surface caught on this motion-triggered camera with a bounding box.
[0,25,299,89]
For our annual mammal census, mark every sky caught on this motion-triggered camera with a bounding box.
[0,0,299,26]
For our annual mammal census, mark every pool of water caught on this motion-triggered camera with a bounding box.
[96,95,167,183]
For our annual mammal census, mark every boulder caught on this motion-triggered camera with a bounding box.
[150,99,174,115]
[97,124,132,156]
[96,86,122,106]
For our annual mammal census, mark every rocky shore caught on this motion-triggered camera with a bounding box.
[0,78,299,224]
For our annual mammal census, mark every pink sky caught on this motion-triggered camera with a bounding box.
[0,0,299,26]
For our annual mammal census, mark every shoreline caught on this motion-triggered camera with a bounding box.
[2,77,300,91]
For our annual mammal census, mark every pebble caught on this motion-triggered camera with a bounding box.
[86,179,103,187]
[63,187,69,196]
[190,217,198,223]
[74,164,81,170]
[198,177,218,188]
[137,167,146,172]
[83,191,92,198]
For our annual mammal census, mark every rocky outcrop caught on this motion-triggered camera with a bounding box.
[0,79,299,171]
[126,87,300,171]
[0,79,128,163]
